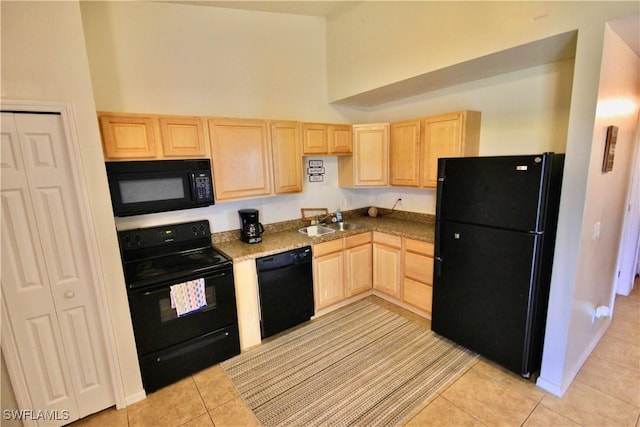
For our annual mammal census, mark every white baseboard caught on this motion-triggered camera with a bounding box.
[125,389,146,406]
[536,319,610,398]
[535,376,565,397]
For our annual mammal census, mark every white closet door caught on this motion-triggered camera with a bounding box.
[1,112,114,422]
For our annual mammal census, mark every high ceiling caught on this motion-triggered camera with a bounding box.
[164,2,638,57]
[163,1,359,17]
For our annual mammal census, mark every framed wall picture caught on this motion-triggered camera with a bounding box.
[602,125,618,173]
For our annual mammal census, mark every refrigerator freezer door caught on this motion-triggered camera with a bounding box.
[432,220,542,376]
[437,154,552,232]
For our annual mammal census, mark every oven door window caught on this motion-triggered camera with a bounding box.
[159,286,216,322]
[128,269,238,356]
[120,177,184,204]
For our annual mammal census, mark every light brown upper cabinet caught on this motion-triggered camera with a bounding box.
[270,121,303,194]
[302,123,353,155]
[421,111,481,187]
[338,123,389,187]
[328,124,353,154]
[208,118,272,201]
[388,111,480,189]
[389,119,421,186]
[158,116,208,158]
[98,112,208,160]
[99,113,158,160]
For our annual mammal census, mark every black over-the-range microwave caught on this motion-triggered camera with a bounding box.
[105,159,214,217]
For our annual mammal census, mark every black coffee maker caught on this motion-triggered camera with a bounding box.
[238,209,264,244]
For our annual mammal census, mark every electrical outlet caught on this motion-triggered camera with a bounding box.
[592,221,601,241]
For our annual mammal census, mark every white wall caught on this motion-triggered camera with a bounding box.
[80,1,376,232]
[1,0,143,406]
[325,1,639,396]
[561,23,639,391]
[364,58,575,216]
[80,1,365,123]
[326,1,635,103]
[113,156,379,231]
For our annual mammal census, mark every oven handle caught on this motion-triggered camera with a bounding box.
[156,331,231,363]
[135,271,229,296]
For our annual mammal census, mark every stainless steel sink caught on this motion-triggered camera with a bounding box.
[298,225,336,237]
[326,222,360,232]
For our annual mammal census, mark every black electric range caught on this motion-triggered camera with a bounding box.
[117,220,240,392]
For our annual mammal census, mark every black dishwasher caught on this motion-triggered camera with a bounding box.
[256,246,314,338]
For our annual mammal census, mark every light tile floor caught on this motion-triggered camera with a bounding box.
[74,280,640,427]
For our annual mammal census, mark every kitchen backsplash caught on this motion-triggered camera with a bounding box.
[211,208,434,243]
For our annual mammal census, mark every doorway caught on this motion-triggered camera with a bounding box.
[1,104,121,424]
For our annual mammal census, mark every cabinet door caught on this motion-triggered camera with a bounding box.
[159,117,208,158]
[345,243,372,297]
[208,118,272,200]
[270,121,302,194]
[422,112,463,188]
[373,242,401,298]
[328,125,353,154]
[390,119,421,186]
[353,123,389,186]
[404,251,434,284]
[403,239,435,313]
[313,251,345,310]
[302,123,328,155]
[403,278,433,313]
[99,113,157,159]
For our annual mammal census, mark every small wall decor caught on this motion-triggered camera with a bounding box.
[602,125,618,173]
[307,159,325,182]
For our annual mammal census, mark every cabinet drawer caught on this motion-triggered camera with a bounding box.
[404,251,434,285]
[345,232,372,248]
[404,238,434,256]
[373,232,401,248]
[313,239,343,257]
[403,278,432,312]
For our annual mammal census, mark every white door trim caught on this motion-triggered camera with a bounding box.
[614,117,640,298]
[0,99,125,411]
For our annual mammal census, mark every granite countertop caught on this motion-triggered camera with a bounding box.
[214,216,435,262]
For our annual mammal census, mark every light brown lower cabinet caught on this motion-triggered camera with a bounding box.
[313,232,433,317]
[344,233,373,297]
[372,232,402,299]
[313,233,372,311]
[402,238,434,313]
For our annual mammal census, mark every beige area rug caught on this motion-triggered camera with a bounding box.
[221,300,477,427]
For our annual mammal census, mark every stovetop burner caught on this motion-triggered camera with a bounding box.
[118,220,232,291]
[124,247,231,289]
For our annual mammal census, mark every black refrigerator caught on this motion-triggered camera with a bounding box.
[431,153,564,378]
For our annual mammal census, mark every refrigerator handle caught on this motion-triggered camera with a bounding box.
[436,178,444,218]
[436,158,445,218]
[434,217,442,278]
[434,256,442,277]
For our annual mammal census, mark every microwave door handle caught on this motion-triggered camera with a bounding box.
[189,173,196,201]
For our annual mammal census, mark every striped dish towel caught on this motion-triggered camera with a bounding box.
[170,278,207,317]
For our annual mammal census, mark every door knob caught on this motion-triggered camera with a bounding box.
[64,291,75,299]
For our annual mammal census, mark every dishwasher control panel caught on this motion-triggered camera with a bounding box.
[256,246,311,271]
